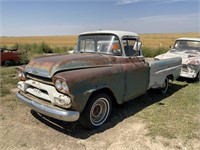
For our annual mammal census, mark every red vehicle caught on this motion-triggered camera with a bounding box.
[0,48,22,66]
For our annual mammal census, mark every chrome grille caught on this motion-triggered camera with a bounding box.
[27,73,53,85]
[26,87,51,102]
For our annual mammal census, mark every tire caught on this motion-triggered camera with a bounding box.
[4,60,12,67]
[4,60,15,67]
[79,93,112,129]
[160,77,169,94]
[195,72,200,82]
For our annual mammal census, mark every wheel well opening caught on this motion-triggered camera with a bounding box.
[167,74,174,81]
[197,71,199,77]
[1,61,5,66]
[89,88,117,105]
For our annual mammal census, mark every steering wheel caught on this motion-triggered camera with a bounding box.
[112,49,121,55]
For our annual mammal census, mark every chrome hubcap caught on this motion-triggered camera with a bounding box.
[90,98,110,126]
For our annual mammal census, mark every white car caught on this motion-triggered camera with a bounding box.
[155,38,200,81]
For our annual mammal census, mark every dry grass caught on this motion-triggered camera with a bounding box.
[1,33,199,48]
[140,33,200,48]
[0,35,78,48]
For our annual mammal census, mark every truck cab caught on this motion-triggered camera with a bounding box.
[74,31,149,101]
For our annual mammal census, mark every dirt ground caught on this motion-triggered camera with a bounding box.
[0,90,199,150]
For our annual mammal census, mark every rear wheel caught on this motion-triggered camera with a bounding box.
[160,77,169,94]
[79,93,112,129]
[195,72,199,82]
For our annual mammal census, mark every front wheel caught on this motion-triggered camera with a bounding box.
[79,93,112,129]
[160,77,169,94]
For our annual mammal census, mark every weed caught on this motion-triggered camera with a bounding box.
[1,43,74,61]
[0,67,18,97]
[0,86,11,97]
[38,42,53,53]
[142,47,169,57]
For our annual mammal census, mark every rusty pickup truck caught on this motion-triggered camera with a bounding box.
[16,31,182,129]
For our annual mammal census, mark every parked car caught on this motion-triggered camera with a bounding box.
[155,38,200,81]
[16,30,182,129]
[0,48,23,66]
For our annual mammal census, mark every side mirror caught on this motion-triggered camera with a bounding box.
[133,42,142,56]
[137,42,142,51]
[133,42,142,51]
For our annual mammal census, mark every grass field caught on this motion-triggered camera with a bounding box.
[1,33,199,48]
[137,81,200,140]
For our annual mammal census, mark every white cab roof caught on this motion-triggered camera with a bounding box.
[80,30,139,39]
[177,38,200,42]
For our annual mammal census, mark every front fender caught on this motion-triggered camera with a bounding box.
[54,65,125,112]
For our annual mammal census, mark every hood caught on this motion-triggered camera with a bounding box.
[155,49,200,64]
[25,53,112,78]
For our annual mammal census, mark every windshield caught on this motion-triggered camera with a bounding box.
[76,35,122,56]
[173,40,200,52]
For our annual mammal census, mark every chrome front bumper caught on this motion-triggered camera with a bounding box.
[16,92,80,122]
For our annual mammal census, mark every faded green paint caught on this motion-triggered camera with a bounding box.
[123,59,150,101]
[54,63,126,112]
[24,51,149,112]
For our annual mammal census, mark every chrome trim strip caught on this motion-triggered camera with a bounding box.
[16,92,80,122]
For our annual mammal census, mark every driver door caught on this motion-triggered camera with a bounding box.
[123,38,149,101]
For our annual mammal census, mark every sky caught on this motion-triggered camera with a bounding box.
[0,0,200,36]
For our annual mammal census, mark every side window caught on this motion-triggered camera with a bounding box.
[80,39,95,53]
[123,38,140,57]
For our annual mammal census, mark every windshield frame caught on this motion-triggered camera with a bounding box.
[75,34,123,56]
[173,40,200,52]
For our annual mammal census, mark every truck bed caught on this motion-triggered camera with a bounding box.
[146,57,182,89]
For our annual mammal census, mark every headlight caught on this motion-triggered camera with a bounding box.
[55,79,69,92]
[62,81,69,92]
[17,70,26,79]
[55,79,62,90]
[188,64,196,70]
[17,71,23,78]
